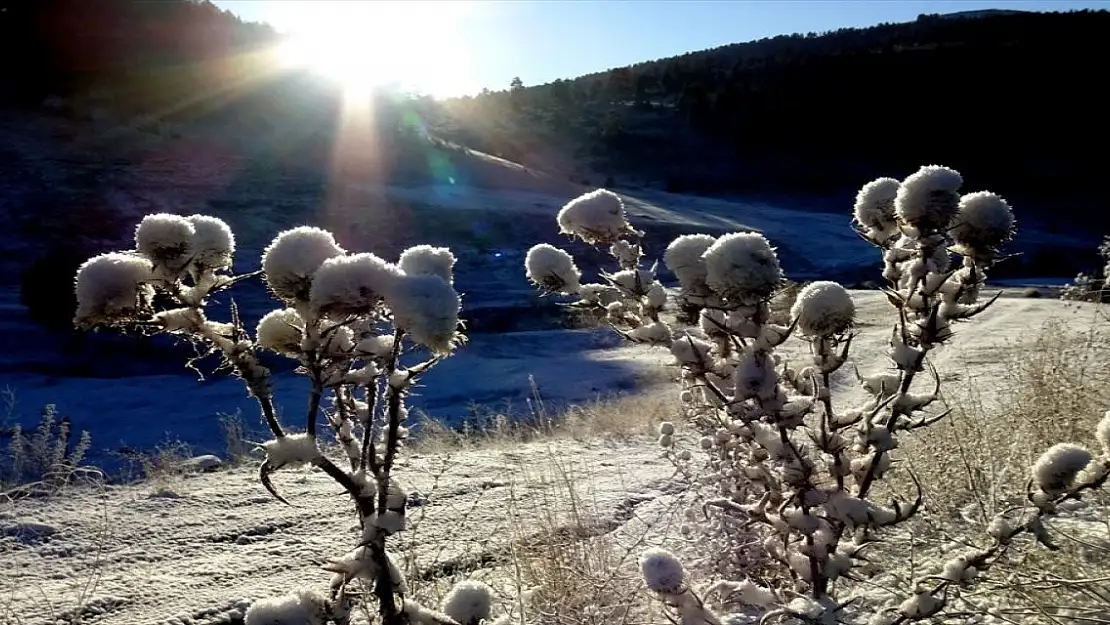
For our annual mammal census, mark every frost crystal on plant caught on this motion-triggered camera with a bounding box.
[790,281,855,337]
[525,243,581,294]
[256,309,306,357]
[949,191,1015,261]
[310,253,402,319]
[702,232,783,305]
[440,580,494,625]
[73,252,155,327]
[853,177,901,242]
[664,233,717,290]
[185,214,235,272]
[399,245,456,284]
[1032,442,1093,495]
[556,188,635,244]
[135,212,196,274]
[262,226,345,302]
[244,589,329,625]
[387,273,462,354]
[262,432,321,468]
[639,547,686,594]
[1097,411,1110,454]
[894,165,963,234]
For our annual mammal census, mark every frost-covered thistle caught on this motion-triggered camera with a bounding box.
[527,189,671,346]
[525,175,1110,624]
[71,215,495,625]
[556,188,640,245]
[1060,234,1110,302]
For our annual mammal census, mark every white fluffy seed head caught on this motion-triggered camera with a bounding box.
[73,252,155,328]
[639,547,686,594]
[262,227,345,302]
[646,281,667,309]
[895,165,963,234]
[185,214,235,272]
[670,334,715,367]
[791,281,855,337]
[320,323,355,359]
[244,589,329,625]
[309,253,402,319]
[1032,442,1093,495]
[608,268,654,295]
[950,191,1015,257]
[357,333,396,359]
[1096,411,1110,455]
[135,213,195,273]
[525,244,581,294]
[734,349,778,401]
[256,309,305,357]
[556,188,633,244]
[610,239,641,267]
[387,274,462,354]
[399,245,456,284]
[702,232,783,305]
[577,283,621,306]
[853,177,901,241]
[664,234,717,290]
[440,580,494,625]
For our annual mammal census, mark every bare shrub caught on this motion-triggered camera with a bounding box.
[69,214,504,623]
[526,171,1110,622]
[1,403,93,498]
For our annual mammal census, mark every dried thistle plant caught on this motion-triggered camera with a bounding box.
[525,172,1110,623]
[72,214,506,625]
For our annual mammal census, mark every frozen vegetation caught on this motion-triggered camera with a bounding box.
[3,160,1110,625]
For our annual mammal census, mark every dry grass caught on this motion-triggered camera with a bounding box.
[508,457,652,625]
[411,387,680,454]
[883,308,1110,621]
[898,312,1110,517]
[383,450,679,624]
[393,390,687,624]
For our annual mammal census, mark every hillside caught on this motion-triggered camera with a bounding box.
[438,9,1110,232]
[0,1,1104,458]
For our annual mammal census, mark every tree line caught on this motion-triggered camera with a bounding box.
[438,9,1110,225]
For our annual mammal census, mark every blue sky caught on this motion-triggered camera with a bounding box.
[214,0,1108,96]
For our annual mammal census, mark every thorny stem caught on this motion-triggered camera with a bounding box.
[856,318,928,501]
[332,388,361,471]
[255,391,285,439]
[777,425,825,599]
[378,329,406,511]
[311,455,376,519]
[360,379,380,474]
[306,377,323,438]
[819,371,846,492]
[373,329,407,624]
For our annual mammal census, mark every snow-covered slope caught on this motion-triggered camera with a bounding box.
[2,291,1096,479]
[0,110,1097,468]
[2,294,1105,625]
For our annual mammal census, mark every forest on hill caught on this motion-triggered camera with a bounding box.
[438,9,1110,228]
[2,2,1107,233]
[0,0,277,107]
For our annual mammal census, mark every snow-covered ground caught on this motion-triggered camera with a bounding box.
[3,293,1105,625]
[2,437,683,625]
[3,112,1106,624]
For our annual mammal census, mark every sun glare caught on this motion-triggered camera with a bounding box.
[274,1,472,98]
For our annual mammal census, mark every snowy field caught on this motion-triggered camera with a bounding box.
[3,113,1107,624]
[3,293,1105,625]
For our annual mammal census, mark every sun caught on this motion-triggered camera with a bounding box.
[274,1,472,98]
